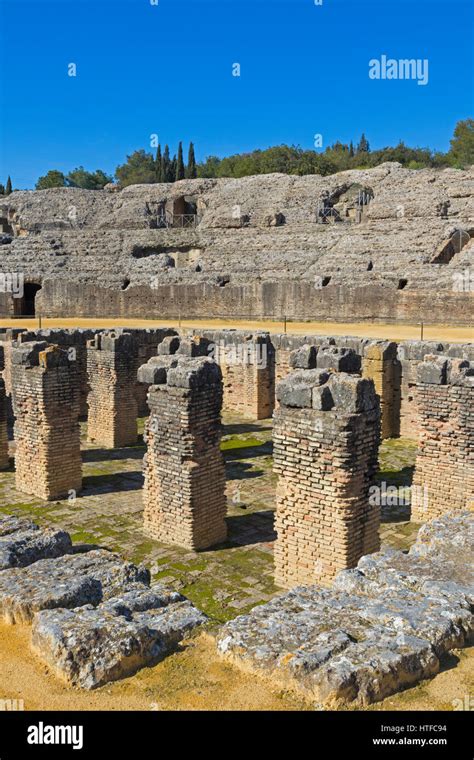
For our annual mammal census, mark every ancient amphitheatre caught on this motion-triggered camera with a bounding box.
[0,164,472,712]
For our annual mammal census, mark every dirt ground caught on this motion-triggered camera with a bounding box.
[0,316,472,343]
[0,623,472,712]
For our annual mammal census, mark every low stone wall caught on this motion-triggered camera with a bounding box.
[11,342,82,500]
[35,278,474,327]
[139,354,227,551]
[411,356,474,521]
[273,368,381,588]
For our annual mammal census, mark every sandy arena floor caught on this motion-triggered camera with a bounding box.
[0,317,472,343]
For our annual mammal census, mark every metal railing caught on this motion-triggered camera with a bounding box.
[156,213,200,229]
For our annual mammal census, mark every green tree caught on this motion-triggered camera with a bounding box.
[5,176,13,195]
[357,133,370,153]
[36,170,66,189]
[176,142,185,181]
[449,119,474,167]
[197,155,221,178]
[155,145,163,182]
[115,150,157,187]
[186,142,197,178]
[162,145,172,182]
[170,154,177,183]
[0,184,4,195]
[66,167,112,189]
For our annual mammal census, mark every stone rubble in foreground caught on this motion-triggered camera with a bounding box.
[0,515,72,572]
[32,586,207,689]
[0,515,207,687]
[215,512,474,707]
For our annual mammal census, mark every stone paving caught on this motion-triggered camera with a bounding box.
[0,413,420,623]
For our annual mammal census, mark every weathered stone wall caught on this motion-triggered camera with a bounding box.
[34,278,474,326]
[86,331,138,448]
[273,369,381,588]
[139,355,227,551]
[11,342,82,500]
[1,166,473,325]
[411,356,474,521]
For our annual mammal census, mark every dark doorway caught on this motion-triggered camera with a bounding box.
[14,282,42,316]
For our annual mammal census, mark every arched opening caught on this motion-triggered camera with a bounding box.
[14,282,42,316]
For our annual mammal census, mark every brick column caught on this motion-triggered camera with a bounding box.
[86,331,139,448]
[11,342,82,500]
[362,341,401,439]
[133,328,178,416]
[139,355,227,550]
[273,369,381,588]
[0,378,9,470]
[411,356,474,521]
[215,332,275,419]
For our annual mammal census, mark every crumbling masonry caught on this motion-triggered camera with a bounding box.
[411,356,474,521]
[11,342,82,500]
[273,369,381,588]
[0,379,8,470]
[139,355,227,550]
[87,331,138,448]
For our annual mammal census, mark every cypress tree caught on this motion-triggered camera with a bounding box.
[5,176,12,195]
[162,145,171,183]
[357,133,370,153]
[170,154,177,183]
[186,142,197,179]
[349,141,354,158]
[155,145,163,182]
[0,184,4,195]
[176,142,185,181]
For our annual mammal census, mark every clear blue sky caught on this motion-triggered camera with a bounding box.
[0,0,472,189]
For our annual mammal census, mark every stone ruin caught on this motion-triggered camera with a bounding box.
[411,356,474,521]
[86,331,139,448]
[0,379,8,471]
[216,511,474,707]
[0,323,472,702]
[0,515,205,689]
[274,367,380,587]
[0,166,472,326]
[11,341,82,501]
[187,329,276,419]
[138,351,227,551]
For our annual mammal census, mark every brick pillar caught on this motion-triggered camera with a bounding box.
[362,341,401,439]
[11,342,82,500]
[411,356,474,521]
[133,328,179,416]
[139,355,227,550]
[273,369,381,588]
[86,331,138,448]
[0,378,9,470]
[215,332,275,419]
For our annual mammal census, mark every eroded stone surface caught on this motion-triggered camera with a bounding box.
[0,549,150,623]
[32,585,207,689]
[215,512,474,706]
[0,525,71,571]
